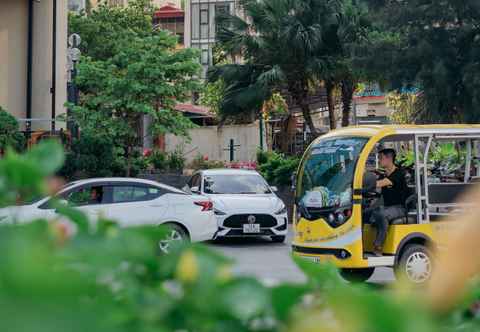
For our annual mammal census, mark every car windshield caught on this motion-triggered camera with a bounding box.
[203,174,271,194]
[297,137,369,209]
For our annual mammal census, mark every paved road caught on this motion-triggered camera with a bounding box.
[208,227,395,285]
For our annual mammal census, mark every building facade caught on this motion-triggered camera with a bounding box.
[184,0,237,77]
[353,83,395,125]
[153,3,185,45]
[0,0,68,132]
[89,0,181,8]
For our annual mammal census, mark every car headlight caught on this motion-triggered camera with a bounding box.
[214,208,227,216]
[275,205,287,215]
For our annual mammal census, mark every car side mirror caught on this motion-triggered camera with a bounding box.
[291,172,297,191]
[190,186,200,194]
[270,186,278,192]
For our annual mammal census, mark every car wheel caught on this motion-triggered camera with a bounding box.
[395,244,433,284]
[271,235,286,243]
[340,268,375,283]
[158,223,189,254]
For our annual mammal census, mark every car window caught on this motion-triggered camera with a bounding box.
[65,185,106,207]
[190,175,201,188]
[203,174,272,194]
[111,185,163,203]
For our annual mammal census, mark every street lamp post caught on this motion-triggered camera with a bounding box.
[67,34,82,139]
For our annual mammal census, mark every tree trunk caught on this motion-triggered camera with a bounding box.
[325,80,337,130]
[341,79,355,127]
[299,100,318,137]
[126,145,132,177]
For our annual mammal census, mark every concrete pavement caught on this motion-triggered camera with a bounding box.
[208,227,395,285]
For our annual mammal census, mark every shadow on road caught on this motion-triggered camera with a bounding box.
[207,237,287,247]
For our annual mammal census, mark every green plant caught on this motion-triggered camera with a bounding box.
[189,154,226,170]
[59,132,125,180]
[167,147,185,172]
[0,107,25,154]
[148,150,169,170]
[258,151,299,186]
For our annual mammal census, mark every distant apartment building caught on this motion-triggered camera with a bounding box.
[0,0,68,132]
[353,83,394,125]
[89,0,181,8]
[153,3,185,45]
[184,0,237,77]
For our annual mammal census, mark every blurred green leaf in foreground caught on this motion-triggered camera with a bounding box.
[0,141,479,332]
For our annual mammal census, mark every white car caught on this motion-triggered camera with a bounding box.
[186,169,288,242]
[0,178,218,252]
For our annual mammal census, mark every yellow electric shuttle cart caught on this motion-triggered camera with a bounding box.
[292,125,480,284]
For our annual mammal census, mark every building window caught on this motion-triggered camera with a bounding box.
[200,7,209,39]
[201,48,209,65]
[108,0,125,6]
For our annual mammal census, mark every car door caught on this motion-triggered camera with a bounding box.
[38,183,109,223]
[63,184,109,222]
[102,184,169,227]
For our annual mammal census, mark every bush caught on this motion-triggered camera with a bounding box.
[189,154,226,170]
[59,133,126,179]
[257,150,300,186]
[0,107,25,153]
[167,147,186,172]
[148,150,169,170]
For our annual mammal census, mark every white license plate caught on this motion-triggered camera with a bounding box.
[243,224,260,233]
[302,256,321,264]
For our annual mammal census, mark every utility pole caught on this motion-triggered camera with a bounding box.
[51,0,58,133]
[259,116,264,151]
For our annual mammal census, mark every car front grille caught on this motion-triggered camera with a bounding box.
[223,214,277,228]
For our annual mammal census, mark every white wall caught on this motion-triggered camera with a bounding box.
[165,122,265,163]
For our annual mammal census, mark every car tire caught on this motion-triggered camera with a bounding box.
[271,235,286,243]
[158,223,189,254]
[395,244,433,285]
[340,268,375,283]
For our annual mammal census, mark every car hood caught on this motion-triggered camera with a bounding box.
[208,194,283,214]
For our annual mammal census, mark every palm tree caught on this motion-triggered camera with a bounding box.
[335,0,370,127]
[209,0,343,136]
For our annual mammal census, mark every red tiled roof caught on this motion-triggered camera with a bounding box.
[175,103,214,117]
[154,3,184,18]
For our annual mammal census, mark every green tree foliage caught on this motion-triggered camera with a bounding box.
[198,79,226,115]
[0,107,25,154]
[59,133,125,179]
[387,91,421,124]
[210,0,344,134]
[69,1,201,175]
[211,0,369,131]
[357,0,480,123]
[257,150,300,186]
